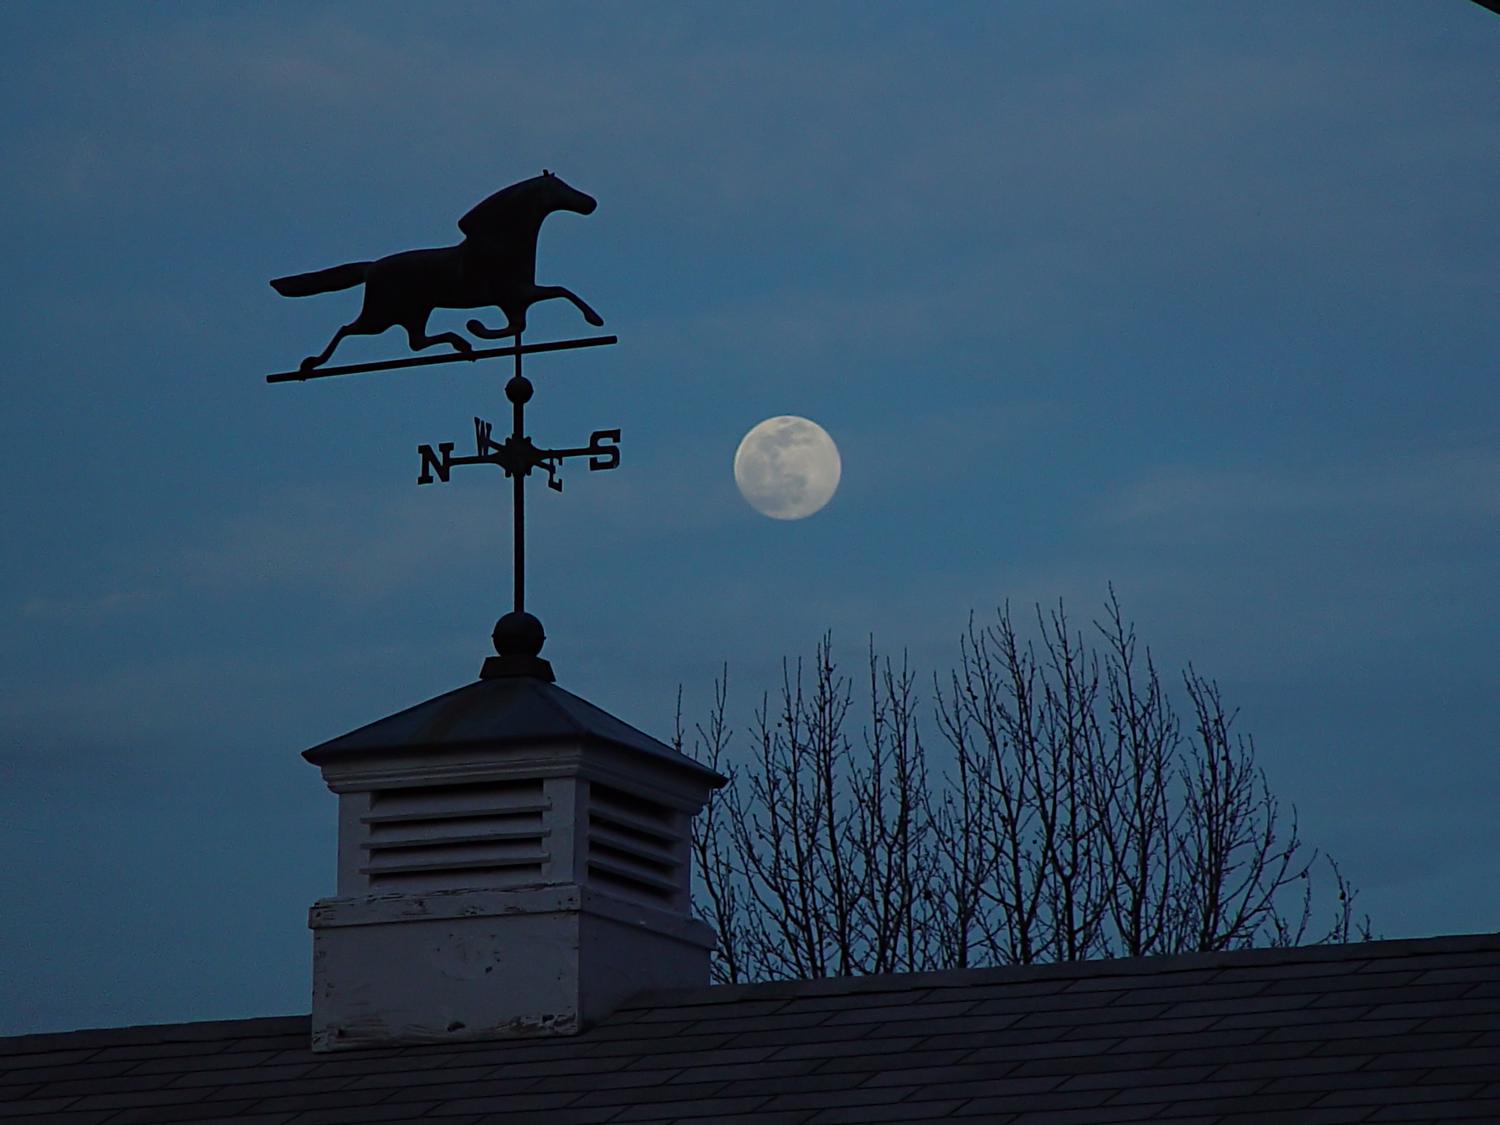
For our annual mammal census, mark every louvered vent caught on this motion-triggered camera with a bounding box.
[361,779,549,891]
[586,781,682,904]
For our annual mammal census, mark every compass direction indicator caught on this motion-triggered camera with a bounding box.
[416,416,619,488]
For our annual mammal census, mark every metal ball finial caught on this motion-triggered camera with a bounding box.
[492,610,546,657]
[505,374,534,405]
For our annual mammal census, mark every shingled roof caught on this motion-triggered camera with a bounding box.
[4,931,1498,1124]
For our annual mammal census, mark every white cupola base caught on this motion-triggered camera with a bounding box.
[301,662,725,1052]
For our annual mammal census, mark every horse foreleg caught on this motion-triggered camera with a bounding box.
[465,314,524,340]
[405,324,474,356]
[534,285,604,327]
[403,310,474,356]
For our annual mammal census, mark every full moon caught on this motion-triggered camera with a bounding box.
[733,416,842,520]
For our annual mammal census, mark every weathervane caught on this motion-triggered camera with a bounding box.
[267,171,621,681]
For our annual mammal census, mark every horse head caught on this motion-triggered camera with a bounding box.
[459,171,596,244]
[536,169,597,216]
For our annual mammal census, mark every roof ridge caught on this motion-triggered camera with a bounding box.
[0,1014,308,1054]
[620,929,1500,1009]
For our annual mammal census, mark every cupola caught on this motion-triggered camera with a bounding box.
[302,619,724,1051]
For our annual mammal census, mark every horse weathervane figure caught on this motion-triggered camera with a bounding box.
[271,169,603,372]
[267,171,622,681]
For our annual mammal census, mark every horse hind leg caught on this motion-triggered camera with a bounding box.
[301,322,357,371]
[301,299,394,370]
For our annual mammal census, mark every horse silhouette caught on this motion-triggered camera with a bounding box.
[271,171,603,371]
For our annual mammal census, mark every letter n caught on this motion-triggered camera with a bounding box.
[417,442,455,485]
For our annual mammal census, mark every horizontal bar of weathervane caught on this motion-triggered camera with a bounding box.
[265,335,619,383]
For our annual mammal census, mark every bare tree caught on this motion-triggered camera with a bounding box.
[682,594,1369,984]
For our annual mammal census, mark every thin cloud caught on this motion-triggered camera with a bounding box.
[1105,449,1500,525]
[173,484,493,601]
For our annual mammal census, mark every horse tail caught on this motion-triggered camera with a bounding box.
[269,261,371,298]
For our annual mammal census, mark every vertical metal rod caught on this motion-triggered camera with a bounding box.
[511,334,525,614]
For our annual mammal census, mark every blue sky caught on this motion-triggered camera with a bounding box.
[2,2,1497,1035]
